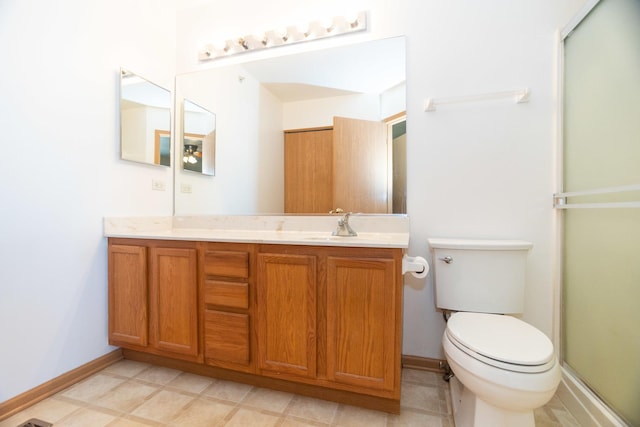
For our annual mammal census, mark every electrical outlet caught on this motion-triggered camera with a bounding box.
[181,183,193,193]
[152,179,166,191]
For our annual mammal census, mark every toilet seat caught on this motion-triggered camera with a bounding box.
[446,312,555,373]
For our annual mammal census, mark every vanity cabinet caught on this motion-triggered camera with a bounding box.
[108,239,199,362]
[108,238,403,412]
[201,243,255,373]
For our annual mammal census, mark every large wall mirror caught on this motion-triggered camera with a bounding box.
[174,36,406,215]
[120,69,171,167]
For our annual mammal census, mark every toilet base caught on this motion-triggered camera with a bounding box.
[450,376,535,427]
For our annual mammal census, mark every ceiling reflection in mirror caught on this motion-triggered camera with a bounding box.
[120,69,171,167]
[174,37,406,215]
[182,99,216,175]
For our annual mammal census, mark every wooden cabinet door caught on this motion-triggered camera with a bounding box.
[284,128,333,213]
[257,253,317,378]
[149,246,198,357]
[333,116,388,213]
[108,244,148,347]
[326,256,396,391]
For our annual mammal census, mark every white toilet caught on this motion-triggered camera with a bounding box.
[428,238,561,427]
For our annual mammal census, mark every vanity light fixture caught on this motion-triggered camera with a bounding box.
[198,11,367,61]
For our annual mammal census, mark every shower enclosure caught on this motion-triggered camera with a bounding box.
[557,0,640,425]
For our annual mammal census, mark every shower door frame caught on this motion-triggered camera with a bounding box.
[553,1,635,425]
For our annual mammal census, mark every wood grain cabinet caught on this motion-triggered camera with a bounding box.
[108,238,403,412]
[201,243,254,373]
[108,239,200,362]
[255,245,402,403]
[149,245,198,358]
[108,243,148,347]
[257,252,317,380]
[326,256,397,392]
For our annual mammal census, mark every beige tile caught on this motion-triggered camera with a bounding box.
[60,373,126,402]
[281,416,330,427]
[333,405,388,427]
[95,380,159,412]
[107,417,161,427]
[440,416,455,427]
[131,389,195,423]
[14,396,83,424]
[203,379,253,402]
[55,407,117,427]
[551,407,581,427]
[224,408,280,427]
[402,369,442,387]
[0,413,57,427]
[134,365,182,386]
[103,360,150,378]
[286,395,338,424]
[439,385,452,415]
[400,383,442,413]
[388,408,444,427]
[167,372,214,394]
[240,387,294,413]
[168,397,234,427]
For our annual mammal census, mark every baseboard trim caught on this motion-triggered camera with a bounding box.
[401,354,445,373]
[556,366,629,427]
[0,349,123,422]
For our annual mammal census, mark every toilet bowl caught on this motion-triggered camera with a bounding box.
[427,238,561,427]
[443,312,561,427]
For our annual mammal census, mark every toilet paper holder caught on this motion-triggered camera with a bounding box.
[402,255,430,279]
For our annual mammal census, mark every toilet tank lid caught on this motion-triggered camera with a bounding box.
[428,238,532,251]
[447,312,554,366]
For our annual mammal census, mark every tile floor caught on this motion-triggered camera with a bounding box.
[1,360,579,427]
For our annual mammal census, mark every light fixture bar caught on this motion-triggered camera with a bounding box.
[198,11,367,61]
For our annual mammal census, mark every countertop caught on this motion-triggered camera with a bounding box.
[104,215,410,249]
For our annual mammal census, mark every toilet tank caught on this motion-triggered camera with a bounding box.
[428,238,533,314]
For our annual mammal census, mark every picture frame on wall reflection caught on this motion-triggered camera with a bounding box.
[154,129,171,167]
[183,132,205,173]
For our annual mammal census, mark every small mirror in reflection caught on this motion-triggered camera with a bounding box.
[182,99,216,175]
[119,68,171,167]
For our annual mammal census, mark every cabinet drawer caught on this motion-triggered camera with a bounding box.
[204,310,250,365]
[203,250,249,278]
[204,280,249,309]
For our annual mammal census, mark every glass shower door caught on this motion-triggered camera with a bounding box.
[560,0,640,425]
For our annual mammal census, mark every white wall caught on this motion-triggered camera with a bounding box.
[0,0,176,402]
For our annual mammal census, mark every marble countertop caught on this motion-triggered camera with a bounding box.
[104,215,410,249]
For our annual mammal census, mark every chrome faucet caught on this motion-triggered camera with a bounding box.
[332,212,358,237]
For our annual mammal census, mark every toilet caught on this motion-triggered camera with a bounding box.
[428,238,561,427]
